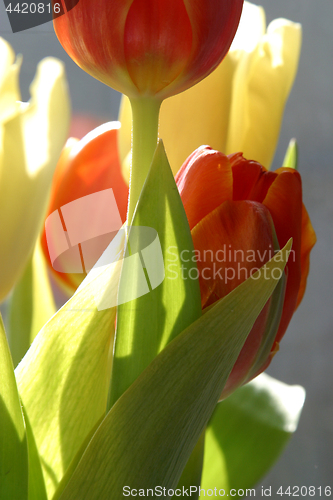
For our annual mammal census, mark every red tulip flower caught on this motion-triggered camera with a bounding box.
[53,0,244,99]
[42,127,315,398]
[176,146,316,397]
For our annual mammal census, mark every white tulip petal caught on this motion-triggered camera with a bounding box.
[230,1,266,56]
[0,37,22,124]
[226,19,302,168]
[0,48,70,302]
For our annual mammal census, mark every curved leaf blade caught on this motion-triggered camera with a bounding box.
[200,373,305,496]
[56,241,292,499]
[109,141,202,406]
[15,237,124,499]
[8,240,56,367]
[282,138,298,170]
[23,405,48,500]
[0,316,28,499]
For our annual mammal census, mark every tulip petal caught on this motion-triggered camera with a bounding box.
[41,123,129,293]
[0,37,22,124]
[229,153,277,202]
[160,54,235,174]
[262,168,303,341]
[155,2,265,173]
[229,1,266,56]
[119,52,234,175]
[48,123,127,218]
[118,4,301,175]
[247,268,286,381]
[226,18,302,169]
[297,204,316,307]
[151,0,243,163]
[124,0,192,95]
[176,147,233,230]
[0,37,15,81]
[191,200,276,306]
[0,56,70,301]
[55,0,243,99]
[191,199,281,396]
[54,0,137,95]
[175,0,243,93]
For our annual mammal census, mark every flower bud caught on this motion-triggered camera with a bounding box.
[175,146,316,397]
[53,0,244,99]
[118,2,302,174]
[41,122,128,292]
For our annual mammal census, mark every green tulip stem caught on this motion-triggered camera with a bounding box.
[127,97,161,222]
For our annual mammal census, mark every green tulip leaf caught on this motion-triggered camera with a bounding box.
[8,240,56,367]
[108,140,202,406]
[15,238,125,500]
[282,138,298,170]
[200,373,305,497]
[23,404,48,500]
[175,430,205,499]
[55,240,291,500]
[0,315,28,499]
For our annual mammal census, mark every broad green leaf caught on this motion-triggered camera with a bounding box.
[108,141,202,406]
[175,430,205,500]
[200,373,305,497]
[282,138,298,170]
[15,231,125,499]
[56,241,291,500]
[23,405,48,500]
[0,315,28,499]
[8,240,56,367]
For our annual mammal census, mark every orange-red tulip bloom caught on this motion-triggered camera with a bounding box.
[42,128,315,398]
[41,123,128,292]
[176,146,316,396]
[53,0,244,99]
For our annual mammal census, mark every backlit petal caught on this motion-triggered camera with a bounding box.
[263,168,303,341]
[176,147,232,229]
[0,56,70,301]
[226,19,302,168]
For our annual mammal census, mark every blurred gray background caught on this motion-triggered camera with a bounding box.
[1,0,332,491]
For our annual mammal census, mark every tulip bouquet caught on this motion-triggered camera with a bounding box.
[0,1,317,499]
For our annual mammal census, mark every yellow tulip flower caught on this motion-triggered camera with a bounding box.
[118,1,301,177]
[0,38,70,302]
